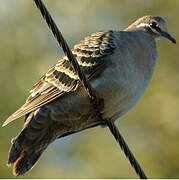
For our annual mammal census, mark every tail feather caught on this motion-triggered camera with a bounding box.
[8,133,25,165]
[7,109,53,176]
[8,143,22,166]
[8,114,33,165]
[13,149,44,176]
[8,129,46,176]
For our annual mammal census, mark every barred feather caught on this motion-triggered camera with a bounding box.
[3,30,116,127]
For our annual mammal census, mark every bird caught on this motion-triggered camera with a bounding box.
[3,15,176,176]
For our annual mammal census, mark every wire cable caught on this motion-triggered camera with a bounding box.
[33,0,148,178]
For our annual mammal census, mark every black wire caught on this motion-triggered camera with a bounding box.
[107,120,147,179]
[33,0,98,107]
[33,0,148,178]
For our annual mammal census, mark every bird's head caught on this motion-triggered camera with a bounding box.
[126,15,176,44]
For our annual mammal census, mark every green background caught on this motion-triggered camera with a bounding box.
[0,0,179,178]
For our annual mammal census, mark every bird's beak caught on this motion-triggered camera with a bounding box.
[161,31,176,44]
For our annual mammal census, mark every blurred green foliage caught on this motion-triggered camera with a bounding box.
[0,0,179,178]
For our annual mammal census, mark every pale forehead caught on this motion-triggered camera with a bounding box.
[152,16,168,31]
[152,16,166,25]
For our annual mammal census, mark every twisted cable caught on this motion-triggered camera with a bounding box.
[34,0,98,107]
[107,120,147,179]
[33,0,148,178]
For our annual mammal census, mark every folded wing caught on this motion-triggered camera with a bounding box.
[3,30,116,126]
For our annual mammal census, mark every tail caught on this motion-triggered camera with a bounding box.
[7,108,55,176]
[10,148,45,176]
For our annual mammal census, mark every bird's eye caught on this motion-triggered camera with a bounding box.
[151,21,157,28]
[150,21,161,32]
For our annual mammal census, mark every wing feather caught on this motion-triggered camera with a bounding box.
[3,30,116,126]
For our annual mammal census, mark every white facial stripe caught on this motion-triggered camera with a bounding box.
[136,22,160,34]
[136,23,150,28]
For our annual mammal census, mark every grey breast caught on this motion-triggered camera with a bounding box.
[92,30,158,121]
